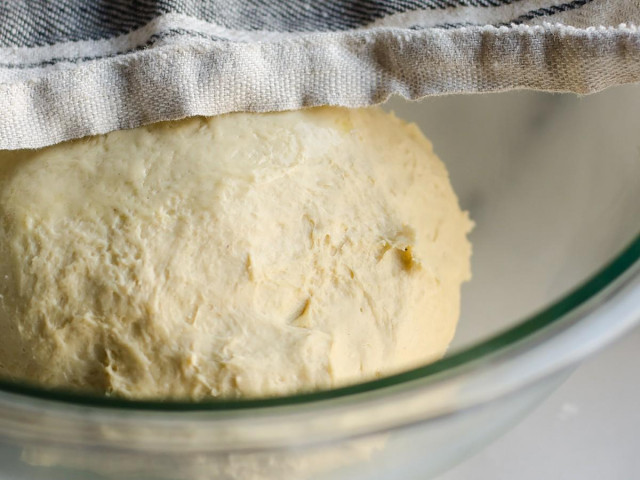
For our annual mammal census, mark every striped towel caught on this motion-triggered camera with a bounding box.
[1,0,638,149]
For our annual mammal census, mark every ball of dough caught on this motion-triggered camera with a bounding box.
[0,107,472,400]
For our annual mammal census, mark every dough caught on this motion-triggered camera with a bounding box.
[0,107,472,399]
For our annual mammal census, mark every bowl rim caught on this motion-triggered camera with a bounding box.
[1,229,638,412]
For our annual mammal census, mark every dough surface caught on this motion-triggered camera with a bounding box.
[0,107,471,399]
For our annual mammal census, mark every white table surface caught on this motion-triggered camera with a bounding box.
[437,325,640,480]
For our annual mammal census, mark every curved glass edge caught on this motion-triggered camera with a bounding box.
[0,231,639,412]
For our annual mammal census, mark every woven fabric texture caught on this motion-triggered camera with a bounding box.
[0,0,639,149]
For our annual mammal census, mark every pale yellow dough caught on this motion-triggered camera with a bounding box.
[0,107,472,399]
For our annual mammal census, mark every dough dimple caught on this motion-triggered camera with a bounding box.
[0,107,472,400]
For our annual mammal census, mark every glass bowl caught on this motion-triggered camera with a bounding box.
[0,84,639,480]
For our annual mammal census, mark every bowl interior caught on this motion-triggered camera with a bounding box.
[385,84,640,352]
[0,86,638,409]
